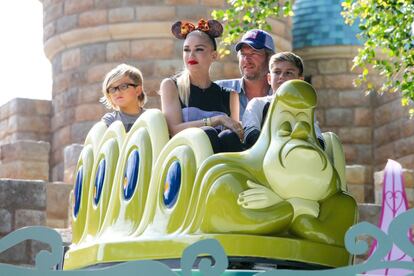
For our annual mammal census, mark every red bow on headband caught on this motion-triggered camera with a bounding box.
[197,19,210,32]
[180,22,195,37]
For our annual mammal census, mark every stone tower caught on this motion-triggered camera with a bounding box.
[40,0,292,181]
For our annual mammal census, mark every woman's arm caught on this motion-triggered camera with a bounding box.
[229,91,240,122]
[202,90,243,139]
[160,78,213,136]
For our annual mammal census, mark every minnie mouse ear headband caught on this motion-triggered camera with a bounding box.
[171,19,223,50]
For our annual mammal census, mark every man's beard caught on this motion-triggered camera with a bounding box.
[241,65,268,81]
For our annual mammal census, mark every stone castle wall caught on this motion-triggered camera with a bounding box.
[41,0,292,181]
[0,179,47,266]
[0,97,74,231]
[0,99,51,181]
[374,92,414,171]
[0,98,51,145]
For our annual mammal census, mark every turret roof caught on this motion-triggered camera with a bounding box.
[292,0,361,49]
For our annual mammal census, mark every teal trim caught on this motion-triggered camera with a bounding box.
[0,208,413,275]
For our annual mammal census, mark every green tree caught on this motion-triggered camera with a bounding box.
[211,0,293,56]
[342,0,414,115]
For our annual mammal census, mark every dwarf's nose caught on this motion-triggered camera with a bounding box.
[291,121,310,140]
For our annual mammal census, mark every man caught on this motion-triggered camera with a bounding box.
[242,52,325,149]
[216,29,275,119]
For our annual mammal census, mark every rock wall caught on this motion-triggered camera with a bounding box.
[0,179,47,265]
[0,98,51,146]
[0,140,50,181]
[374,92,414,171]
[0,98,51,181]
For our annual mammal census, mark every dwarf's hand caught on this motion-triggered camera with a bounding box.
[237,180,283,209]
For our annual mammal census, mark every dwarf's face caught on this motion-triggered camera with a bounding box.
[263,101,333,201]
[272,102,325,169]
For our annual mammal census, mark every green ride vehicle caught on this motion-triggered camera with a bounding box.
[64,80,358,273]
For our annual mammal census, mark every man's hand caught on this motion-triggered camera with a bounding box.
[237,180,283,209]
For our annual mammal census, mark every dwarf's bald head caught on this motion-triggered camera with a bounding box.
[276,80,317,109]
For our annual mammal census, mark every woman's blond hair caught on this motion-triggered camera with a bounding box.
[176,69,191,106]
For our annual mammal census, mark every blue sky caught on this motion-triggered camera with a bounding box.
[0,0,52,107]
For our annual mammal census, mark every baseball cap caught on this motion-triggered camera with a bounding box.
[235,29,275,53]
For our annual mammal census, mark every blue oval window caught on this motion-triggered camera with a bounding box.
[73,166,83,218]
[93,159,106,205]
[123,149,140,200]
[163,161,181,208]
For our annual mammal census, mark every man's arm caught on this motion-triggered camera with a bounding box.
[242,98,267,148]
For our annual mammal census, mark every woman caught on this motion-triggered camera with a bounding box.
[159,19,243,152]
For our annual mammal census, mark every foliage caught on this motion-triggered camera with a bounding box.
[341,0,414,116]
[211,0,293,57]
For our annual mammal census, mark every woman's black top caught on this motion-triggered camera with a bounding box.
[171,78,232,116]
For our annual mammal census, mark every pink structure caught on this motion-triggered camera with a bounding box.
[368,159,413,275]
